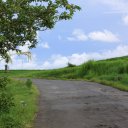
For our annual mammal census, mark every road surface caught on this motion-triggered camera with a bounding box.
[33,79,128,128]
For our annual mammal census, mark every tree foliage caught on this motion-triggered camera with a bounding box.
[0,0,80,61]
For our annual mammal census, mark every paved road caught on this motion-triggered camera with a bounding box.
[33,79,128,128]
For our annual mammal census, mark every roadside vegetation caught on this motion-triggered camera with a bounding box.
[1,56,128,91]
[0,77,39,128]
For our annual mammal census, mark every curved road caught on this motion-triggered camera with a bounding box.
[33,79,128,128]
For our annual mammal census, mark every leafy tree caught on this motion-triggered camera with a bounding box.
[0,0,81,61]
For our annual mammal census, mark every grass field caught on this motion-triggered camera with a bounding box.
[0,56,128,91]
[0,79,39,128]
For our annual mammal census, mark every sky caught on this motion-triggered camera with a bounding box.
[1,0,128,69]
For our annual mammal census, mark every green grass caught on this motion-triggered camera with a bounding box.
[0,79,39,128]
[1,56,128,91]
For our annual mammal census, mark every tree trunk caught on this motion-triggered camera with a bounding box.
[5,64,8,73]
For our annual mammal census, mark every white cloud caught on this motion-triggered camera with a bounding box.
[1,45,128,70]
[68,29,120,43]
[67,29,88,41]
[41,55,68,69]
[18,41,31,52]
[19,45,29,52]
[37,31,50,49]
[39,42,50,49]
[122,15,128,26]
[0,54,38,70]
[0,42,31,69]
[40,45,128,69]
[11,54,38,69]
[40,54,88,69]
[88,30,120,43]
[101,45,128,58]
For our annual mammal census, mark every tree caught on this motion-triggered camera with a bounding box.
[0,0,81,62]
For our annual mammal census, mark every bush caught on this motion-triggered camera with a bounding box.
[0,115,23,128]
[0,77,14,114]
[0,77,9,89]
[25,79,32,89]
[0,91,15,114]
[67,62,76,67]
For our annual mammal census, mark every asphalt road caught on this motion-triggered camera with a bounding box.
[33,79,128,128]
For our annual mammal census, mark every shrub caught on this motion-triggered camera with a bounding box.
[0,77,9,89]
[25,79,32,89]
[0,77,14,114]
[0,115,23,128]
[0,91,15,114]
[67,62,76,67]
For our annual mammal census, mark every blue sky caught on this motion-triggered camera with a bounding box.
[1,0,128,69]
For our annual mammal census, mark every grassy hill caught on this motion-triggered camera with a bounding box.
[1,56,128,91]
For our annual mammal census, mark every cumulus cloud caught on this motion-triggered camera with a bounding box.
[0,54,38,70]
[68,29,120,43]
[1,45,128,70]
[40,45,128,69]
[88,30,120,43]
[41,55,68,69]
[39,42,50,49]
[40,54,90,69]
[67,29,88,41]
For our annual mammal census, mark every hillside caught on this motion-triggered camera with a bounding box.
[1,56,128,91]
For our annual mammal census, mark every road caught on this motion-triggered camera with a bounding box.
[33,79,128,128]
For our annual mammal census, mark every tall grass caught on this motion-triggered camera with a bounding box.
[0,79,39,128]
[0,56,128,91]
[78,58,128,76]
